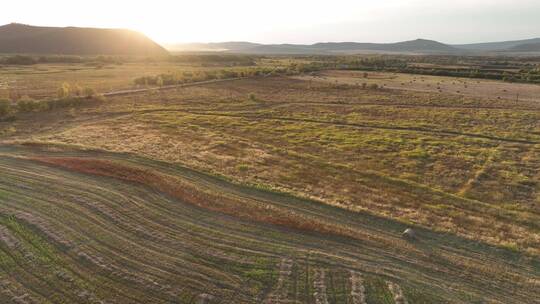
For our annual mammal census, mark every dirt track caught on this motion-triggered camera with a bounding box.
[102,77,245,97]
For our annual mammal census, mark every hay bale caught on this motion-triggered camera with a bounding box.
[402,228,417,240]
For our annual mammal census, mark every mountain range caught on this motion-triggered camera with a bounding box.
[1,23,539,56]
[169,38,540,55]
[0,23,168,56]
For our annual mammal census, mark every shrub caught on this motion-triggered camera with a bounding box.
[73,85,83,97]
[16,96,37,113]
[237,164,249,172]
[57,83,71,98]
[2,55,37,65]
[8,90,21,102]
[0,100,11,117]
[156,76,164,87]
[82,87,96,98]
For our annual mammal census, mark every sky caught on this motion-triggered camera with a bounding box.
[2,0,540,44]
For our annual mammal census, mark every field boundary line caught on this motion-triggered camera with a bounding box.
[102,77,246,97]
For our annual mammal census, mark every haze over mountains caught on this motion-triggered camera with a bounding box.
[0,23,168,56]
[1,23,539,56]
[170,38,540,55]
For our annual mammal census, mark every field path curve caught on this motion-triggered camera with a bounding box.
[0,143,538,303]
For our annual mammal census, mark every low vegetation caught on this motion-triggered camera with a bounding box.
[0,144,537,303]
[329,55,540,84]
[132,62,329,87]
[1,55,539,303]
[0,84,101,120]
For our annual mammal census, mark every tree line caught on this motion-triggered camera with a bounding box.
[0,83,101,120]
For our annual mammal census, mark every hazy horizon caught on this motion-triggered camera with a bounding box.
[3,0,540,45]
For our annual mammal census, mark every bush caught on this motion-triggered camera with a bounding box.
[16,96,37,113]
[73,85,83,97]
[57,83,71,98]
[45,97,80,110]
[1,55,37,65]
[82,87,96,98]
[8,90,21,102]
[156,76,164,87]
[0,100,11,117]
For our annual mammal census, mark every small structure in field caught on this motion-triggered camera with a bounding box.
[402,228,417,240]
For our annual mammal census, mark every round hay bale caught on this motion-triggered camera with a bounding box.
[402,228,417,240]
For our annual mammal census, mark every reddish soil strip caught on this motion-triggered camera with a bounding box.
[29,157,364,242]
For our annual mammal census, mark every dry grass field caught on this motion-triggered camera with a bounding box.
[295,70,540,102]
[0,60,267,100]
[1,63,539,303]
[0,62,174,99]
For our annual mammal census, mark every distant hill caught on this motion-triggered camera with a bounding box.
[453,38,540,51]
[508,42,540,52]
[170,37,540,55]
[0,23,168,56]
[170,39,458,54]
[312,39,457,53]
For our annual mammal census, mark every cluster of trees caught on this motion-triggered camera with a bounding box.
[0,83,100,119]
[134,70,241,86]
[321,55,540,84]
[133,62,336,87]
[0,96,104,119]
[170,54,256,67]
[55,83,96,99]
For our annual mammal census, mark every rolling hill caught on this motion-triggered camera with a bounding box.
[508,42,540,52]
[170,38,540,55]
[170,39,458,54]
[0,23,168,56]
[453,37,540,51]
[312,39,457,53]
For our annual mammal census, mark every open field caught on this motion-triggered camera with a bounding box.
[1,61,540,302]
[295,70,540,102]
[2,75,540,252]
[0,62,179,99]
[0,143,538,303]
[0,60,269,100]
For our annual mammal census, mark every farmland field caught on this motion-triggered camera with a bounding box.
[1,60,540,303]
[296,70,540,102]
